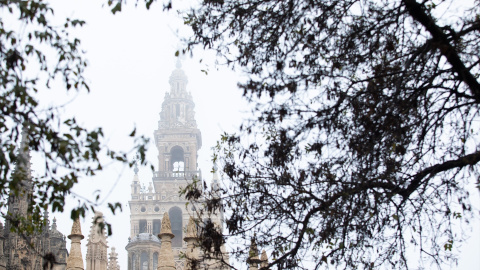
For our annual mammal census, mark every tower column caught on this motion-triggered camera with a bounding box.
[149,250,153,270]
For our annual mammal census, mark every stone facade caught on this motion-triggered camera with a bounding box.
[0,215,69,270]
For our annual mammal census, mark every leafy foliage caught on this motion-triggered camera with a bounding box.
[182,0,480,269]
[0,1,149,234]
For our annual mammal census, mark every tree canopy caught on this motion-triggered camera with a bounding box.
[0,1,148,234]
[183,0,480,268]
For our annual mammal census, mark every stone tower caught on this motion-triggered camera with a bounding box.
[126,61,231,270]
[126,61,202,270]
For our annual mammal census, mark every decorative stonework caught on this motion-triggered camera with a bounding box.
[67,219,84,270]
[126,62,229,270]
[160,212,173,236]
[107,247,120,270]
[86,212,108,270]
[158,212,176,270]
[2,130,68,269]
[71,218,82,235]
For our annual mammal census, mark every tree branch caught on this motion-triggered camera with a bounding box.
[401,150,480,199]
[402,0,480,101]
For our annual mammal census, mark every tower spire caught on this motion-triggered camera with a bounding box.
[107,247,120,270]
[158,212,176,270]
[7,124,33,227]
[184,217,199,270]
[248,238,260,270]
[66,218,85,270]
[43,209,50,231]
[86,212,108,270]
[176,57,182,69]
[260,250,268,269]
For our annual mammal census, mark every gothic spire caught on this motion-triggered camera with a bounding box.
[107,247,120,270]
[248,238,259,270]
[86,212,108,270]
[13,124,32,179]
[52,217,57,230]
[43,209,50,231]
[87,212,108,245]
[8,124,33,220]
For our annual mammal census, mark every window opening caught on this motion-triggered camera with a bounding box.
[153,253,158,270]
[170,146,185,175]
[141,252,148,270]
[169,207,183,247]
[153,219,161,236]
[139,220,147,233]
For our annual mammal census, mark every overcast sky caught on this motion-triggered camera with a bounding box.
[22,0,480,269]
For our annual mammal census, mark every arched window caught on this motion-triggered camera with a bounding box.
[141,252,148,270]
[169,206,183,247]
[153,253,158,270]
[170,146,185,172]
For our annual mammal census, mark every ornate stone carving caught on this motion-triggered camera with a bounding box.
[185,217,197,239]
[86,212,108,270]
[160,212,173,236]
[67,219,85,270]
[71,218,82,235]
[107,247,120,270]
[158,212,176,270]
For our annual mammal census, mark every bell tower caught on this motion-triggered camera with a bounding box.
[127,60,203,270]
[153,59,202,188]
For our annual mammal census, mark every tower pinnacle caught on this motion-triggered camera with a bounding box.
[176,57,182,69]
[66,219,85,270]
[158,212,176,270]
